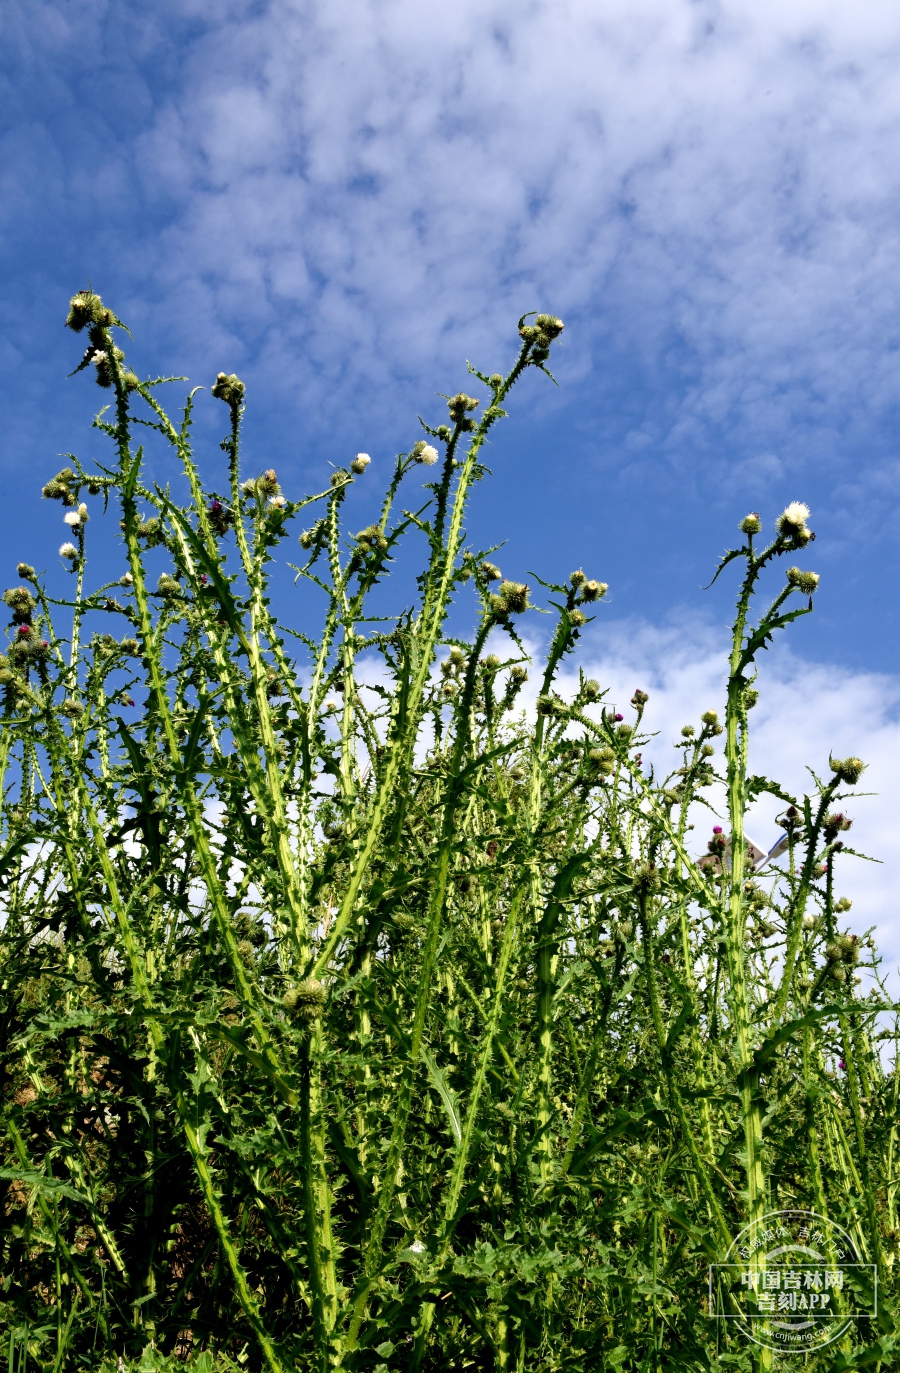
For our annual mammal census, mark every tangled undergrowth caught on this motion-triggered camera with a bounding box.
[0,293,897,1373]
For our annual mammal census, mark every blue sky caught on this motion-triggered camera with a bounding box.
[3,0,900,948]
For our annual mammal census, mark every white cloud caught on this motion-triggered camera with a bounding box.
[104,0,900,484]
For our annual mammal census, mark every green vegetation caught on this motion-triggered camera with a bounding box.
[0,293,896,1372]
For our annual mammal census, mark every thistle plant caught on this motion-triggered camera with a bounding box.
[0,295,897,1373]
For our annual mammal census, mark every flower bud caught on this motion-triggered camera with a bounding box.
[61,698,84,719]
[211,372,245,406]
[484,654,501,670]
[580,580,607,602]
[509,665,528,684]
[282,977,327,1022]
[490,373,503,388]
[534,314,565,339]
[16,564,36,581]
[583,679,601,702]
[740,512,762,535]
[66,291,108,332]
[631,689,649,707]
[569,609,586,627]
[480,561,501,582]
[330,470,348,487]
[786,567,819,595]
[498,580,529,614]
[258,469,280,496]
[570,569,586,587]
[3,587,35,621]
[835,897,852,913]
[829,756,865,785]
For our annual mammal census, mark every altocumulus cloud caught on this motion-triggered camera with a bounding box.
[8,0,900,481]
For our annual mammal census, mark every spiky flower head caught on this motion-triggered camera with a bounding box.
[61,698,84,719]
[59,543,78,561]
[16,564,35,581]
[776,501,812,544]
[66,290,113,333]
[350,453,371,474]
[570,569,586,587]
[824,812,853,843]
[211,372,245,406]
[490,373,503,388]
[484,654,501,670]
[740,512,763,535]
[580,580,607,602]
[480,561,501,582]
[569,609,586,627]
[330,470,348,487]
[829,755,865,785]
[417,443,439,465]
[258,469,280,496]
[447,393,480,428]
[835,896,852,913]
[497,580,529,615]
[63,510,82,527]
[509,665,528,684]
[269,495,286,509]
[282,978,328,1022]
[3,587,35,620]
[786,567,819,595]
[631,689,649,707]
[119,573,134,587]
[583,679,601,701]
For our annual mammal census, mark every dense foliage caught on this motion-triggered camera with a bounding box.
[0,294,897,1373]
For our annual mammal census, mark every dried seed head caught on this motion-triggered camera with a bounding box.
[740,512,763,535]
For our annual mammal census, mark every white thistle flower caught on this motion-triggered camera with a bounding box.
[354,453,370,467]
[269,495,286,509]
[778,501,810,528]
[418,444,439,466]
[92,350,108,364]
[77,502,89,521]
[408,1239,426,1254]
[63,511,81,527]
[59,542,78,560]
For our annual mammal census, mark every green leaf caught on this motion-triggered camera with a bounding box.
[422,1048,462,1145]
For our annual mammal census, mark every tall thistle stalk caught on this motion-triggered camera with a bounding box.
[0,293,896,1373]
